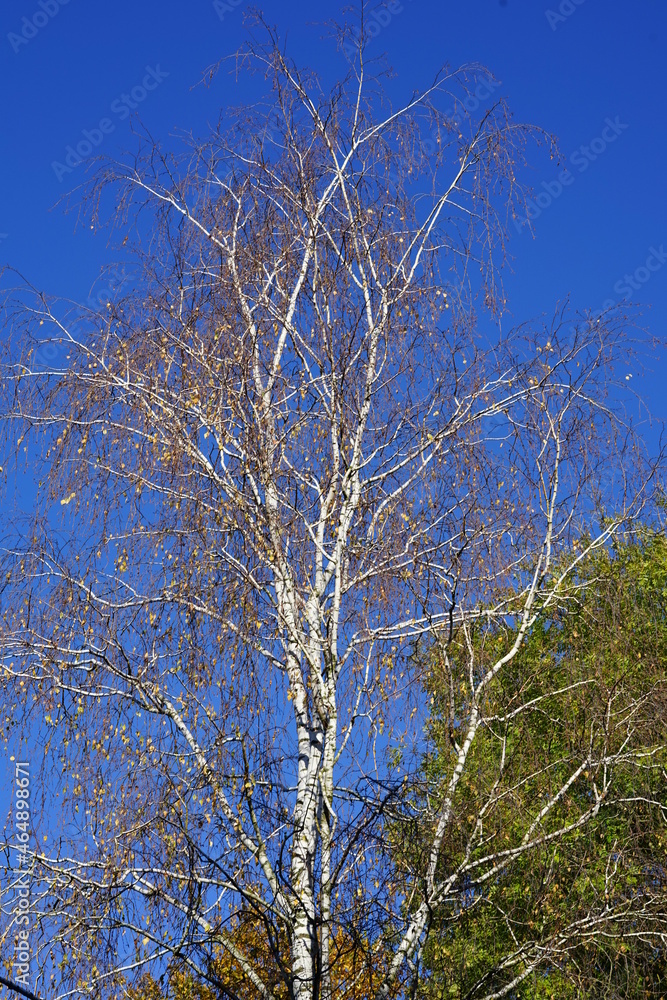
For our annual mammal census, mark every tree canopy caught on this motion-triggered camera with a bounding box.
[0,13,662,1000]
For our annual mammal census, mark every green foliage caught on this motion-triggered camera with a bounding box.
[412,533,667,999]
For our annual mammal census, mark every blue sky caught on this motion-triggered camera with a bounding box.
[0,0,665,842]
[1,0,665,420]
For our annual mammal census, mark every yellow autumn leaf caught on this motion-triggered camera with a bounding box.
[60,492,76,506]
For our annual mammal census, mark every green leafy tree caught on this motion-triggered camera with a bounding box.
[406,534,667,999]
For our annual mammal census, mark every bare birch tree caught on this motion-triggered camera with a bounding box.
[0,15,661,1000]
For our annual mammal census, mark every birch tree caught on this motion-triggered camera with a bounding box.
[0,15,659,1000]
